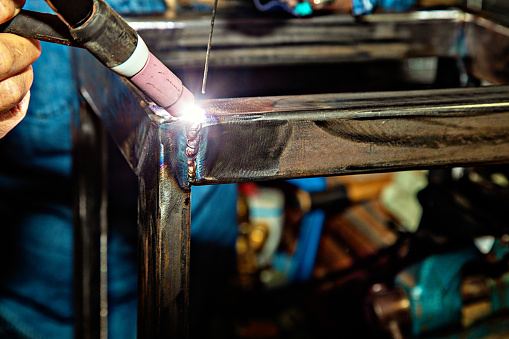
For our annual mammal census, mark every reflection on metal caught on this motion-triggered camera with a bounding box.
[73,103,108,339]
[194,86,509,184]
[136,136,191,339]
[75,8,509,339]
[130,10,462,68]
[185,121,201,182]
[77,56,192,338]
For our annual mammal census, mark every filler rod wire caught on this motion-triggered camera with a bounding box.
[201,0,219,94]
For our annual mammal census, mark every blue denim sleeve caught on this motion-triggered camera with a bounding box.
[352,0,416,15]
[191,185,238,248]
[26,0,166,15]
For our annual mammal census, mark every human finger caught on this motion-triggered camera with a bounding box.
[0,64,33,113]
[0,89,29,138]
[0,33,41,81]
[0,0,26,24]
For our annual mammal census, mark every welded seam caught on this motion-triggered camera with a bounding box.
[185,122,201,183]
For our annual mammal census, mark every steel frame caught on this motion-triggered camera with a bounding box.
[73,9,509,339]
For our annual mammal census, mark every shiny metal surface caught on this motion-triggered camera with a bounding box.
[464,13,509,84]
[195,86,509,184]
[76,46,192,338]
[76,54,509,186]
[74,8,509,339]
[127,10,509,85]
[130,10,462,68]
[73,103,108,339]
[136,130,191,339]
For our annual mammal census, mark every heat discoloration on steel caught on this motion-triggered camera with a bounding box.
[194,86,509,184]
[185,122,201,182]
[137,123,191,338]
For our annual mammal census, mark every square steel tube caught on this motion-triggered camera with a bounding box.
[74,9,509,338]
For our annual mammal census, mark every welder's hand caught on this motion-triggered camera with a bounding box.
[0,0,41,138]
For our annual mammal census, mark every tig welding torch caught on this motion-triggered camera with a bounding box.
[0,0,194,117]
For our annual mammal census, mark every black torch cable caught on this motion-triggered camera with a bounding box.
[44,0,94,27]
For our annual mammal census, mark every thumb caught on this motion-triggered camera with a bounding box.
[0,90,30,139]
[0,0,26,24]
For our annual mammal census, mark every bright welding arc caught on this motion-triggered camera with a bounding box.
[201,0,219,94]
